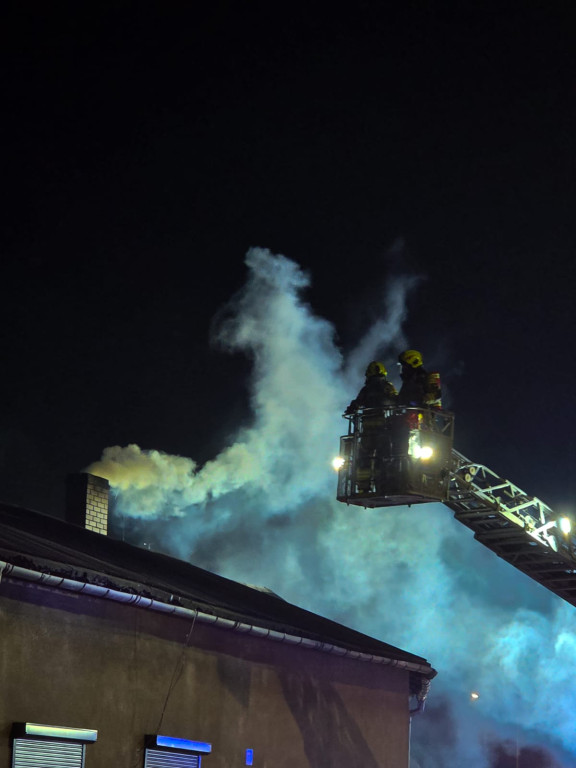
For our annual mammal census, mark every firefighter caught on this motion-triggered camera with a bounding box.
[397,349,442,409]
[345,361,397,492]
[345,361,397,414]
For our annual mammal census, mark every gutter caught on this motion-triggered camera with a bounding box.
[409,677,431,716]
[0,559,435,694]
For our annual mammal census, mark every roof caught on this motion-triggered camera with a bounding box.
[0,501,436,685]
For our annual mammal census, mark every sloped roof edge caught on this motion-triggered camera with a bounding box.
[0,558,436,682]
[0,501,437,690]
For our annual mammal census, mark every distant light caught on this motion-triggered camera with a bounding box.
[332,456,345,471]
[246,748,254,766]
[559,517,572,535]
[470,691,480,701]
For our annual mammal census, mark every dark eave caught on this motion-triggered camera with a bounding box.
[0,501,435,677]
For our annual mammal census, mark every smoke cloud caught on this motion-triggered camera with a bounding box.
[89,248,576,767]
[87,248,409,516]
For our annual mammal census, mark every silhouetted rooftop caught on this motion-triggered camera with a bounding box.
[0,501,435,682]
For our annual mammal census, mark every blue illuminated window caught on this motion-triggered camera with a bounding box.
[144,734,212,768]
[246,748,254,765]
[156,736,211,753]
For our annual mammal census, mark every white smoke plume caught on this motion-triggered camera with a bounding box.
[87,247,410,517]
[88,248,576,767]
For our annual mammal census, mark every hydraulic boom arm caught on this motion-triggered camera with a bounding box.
[447,450,576,607]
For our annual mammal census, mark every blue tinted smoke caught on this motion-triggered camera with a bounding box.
[90,248,576,767]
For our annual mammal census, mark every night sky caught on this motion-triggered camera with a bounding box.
[3,4,576,766]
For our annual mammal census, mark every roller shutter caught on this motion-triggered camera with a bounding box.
[12,738,84,767]
[144,750,200,768]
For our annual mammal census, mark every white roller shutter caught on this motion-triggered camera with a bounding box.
[13,738,85,768]
[144,749,200,768]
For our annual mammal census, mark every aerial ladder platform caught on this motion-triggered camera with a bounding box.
[336,406,576,608]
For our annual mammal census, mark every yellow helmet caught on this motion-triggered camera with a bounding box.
[398,349,423,368]
[365,361,387,377]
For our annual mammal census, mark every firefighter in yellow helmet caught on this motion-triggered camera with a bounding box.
[397,349,442,408]
[345,361,398,492]
[345,361,398,414]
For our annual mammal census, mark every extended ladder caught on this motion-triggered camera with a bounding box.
[447,450,576,606]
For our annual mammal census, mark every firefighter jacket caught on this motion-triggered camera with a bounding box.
[346,376,398,413]
[398,366,441,408]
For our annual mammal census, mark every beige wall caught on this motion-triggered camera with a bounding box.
[0,578,410,768]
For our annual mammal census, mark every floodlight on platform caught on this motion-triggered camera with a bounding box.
[332,456,345,471]
[559,517,572,535]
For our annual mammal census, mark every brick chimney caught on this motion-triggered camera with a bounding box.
[66,472,110,535]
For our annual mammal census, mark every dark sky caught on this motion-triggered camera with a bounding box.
[0,2,576,510]
[3,4,576,766]
[2,3,576,516]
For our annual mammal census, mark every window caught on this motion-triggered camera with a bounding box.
[12,723,97,768]
[144,750,200,768]
[144,735,212,768]
[13,738,85,768]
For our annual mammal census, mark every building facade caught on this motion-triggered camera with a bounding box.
[0,474,436,768]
